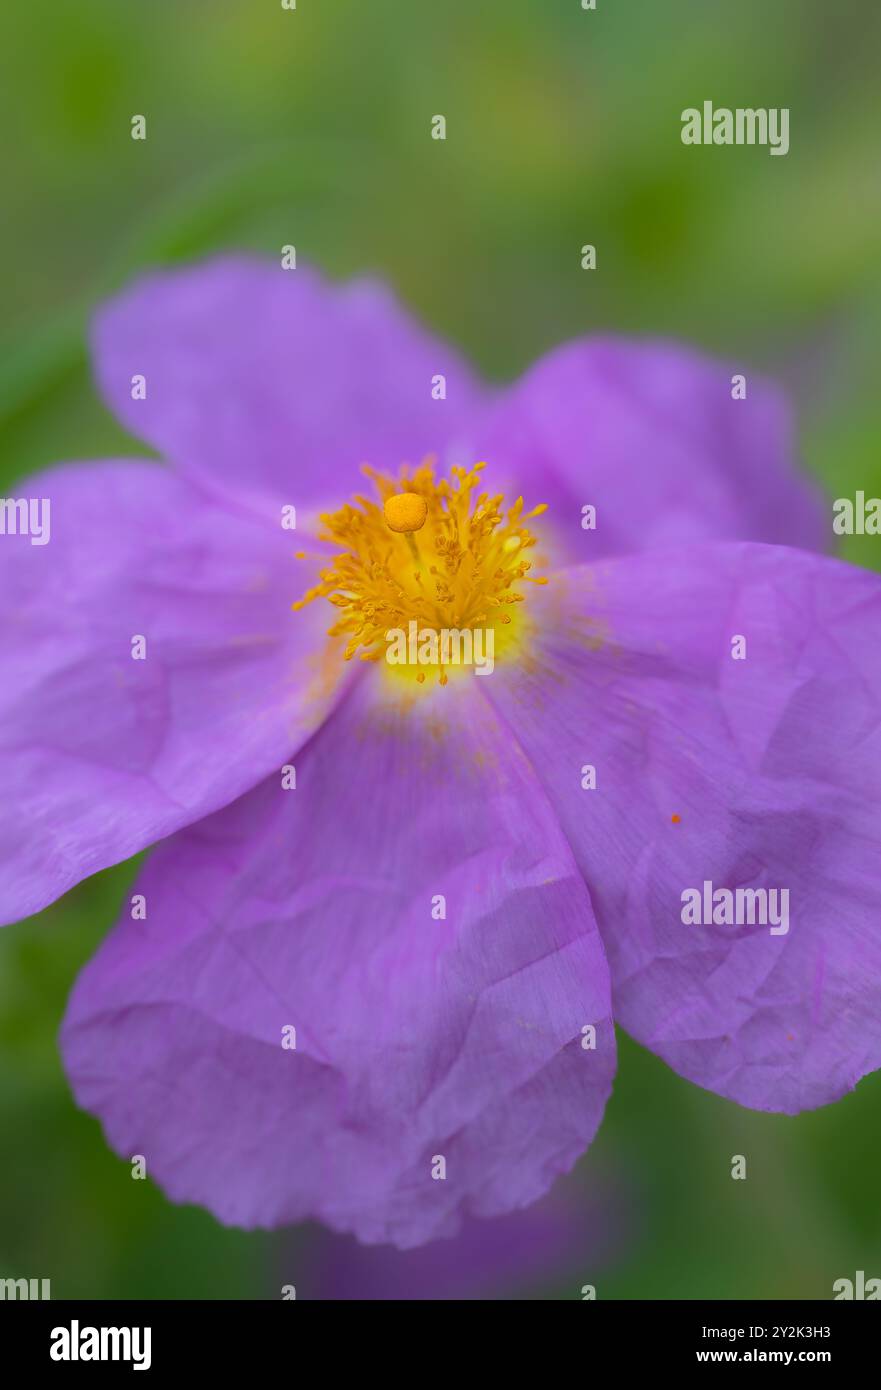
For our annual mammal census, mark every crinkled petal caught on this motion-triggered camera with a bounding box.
[0,461,337,925]
[91,257,485,508]
[485,543,881,1113]
[61,675,615,1247]
[471,339,827,561]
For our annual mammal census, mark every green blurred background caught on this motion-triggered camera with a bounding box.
[1,0,880,1299]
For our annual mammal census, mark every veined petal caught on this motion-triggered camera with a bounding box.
[470,339,828,561]
[486,543,881,1113]
[0,460,336,924]
[91,257,484,509]
[61,674,615,1247]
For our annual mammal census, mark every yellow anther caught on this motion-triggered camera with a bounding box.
[383,491,428,534]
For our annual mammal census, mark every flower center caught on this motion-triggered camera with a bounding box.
[293,460,548,685]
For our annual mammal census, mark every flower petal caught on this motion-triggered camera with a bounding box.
[486,543,881,1113]
[0,461,337,925]
[61,675,615,1247]
[472,339,828,561]
[91,257,484,507]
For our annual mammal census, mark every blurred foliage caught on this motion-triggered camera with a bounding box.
[1,0,880,1299]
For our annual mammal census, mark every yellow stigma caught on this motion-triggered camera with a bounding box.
[383,491,428,533]
[293,459,548,686]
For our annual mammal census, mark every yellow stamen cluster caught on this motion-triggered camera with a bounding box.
[293,460,548,685]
